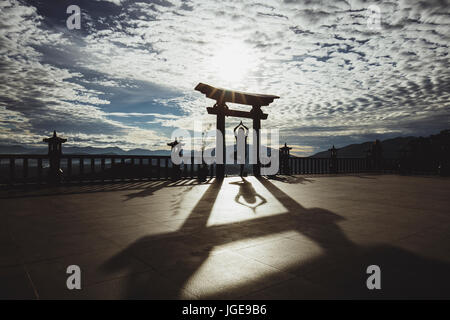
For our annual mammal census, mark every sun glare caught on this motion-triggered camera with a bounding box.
[208,41,257,85]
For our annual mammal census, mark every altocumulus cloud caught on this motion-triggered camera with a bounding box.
[0,0,449,154]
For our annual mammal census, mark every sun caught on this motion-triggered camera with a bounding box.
[208,40,256,86]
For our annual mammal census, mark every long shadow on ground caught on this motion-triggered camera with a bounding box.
[102,177,450,299]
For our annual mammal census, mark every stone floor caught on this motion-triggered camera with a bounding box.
[1,174,449,299]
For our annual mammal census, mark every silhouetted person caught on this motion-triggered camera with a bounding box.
[234,122,248,177]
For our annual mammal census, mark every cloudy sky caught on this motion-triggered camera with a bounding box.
[0,0,449,155]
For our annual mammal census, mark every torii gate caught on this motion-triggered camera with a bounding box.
[195,83,279,179]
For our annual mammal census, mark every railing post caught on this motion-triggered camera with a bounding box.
[121,158,125,181]
[67,157,72,181]
[130,158,134,180]
[110,158,115,182]
[149,157,153,180]
[9,157,15,185]
[91,158,95,181]
[79,157,84,181]
[157,158,161,180]
[139,158,143,181]
[37,158,43,184]
[165,158,169,180]
[23,158,28,181]
[101,158,105,182]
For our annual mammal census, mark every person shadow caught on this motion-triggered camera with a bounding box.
[230,177,267,213]
[100,177,450,299]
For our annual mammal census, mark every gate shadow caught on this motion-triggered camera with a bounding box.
[101,177,450,299]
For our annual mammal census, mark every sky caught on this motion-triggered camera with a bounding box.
[0,0,449,156]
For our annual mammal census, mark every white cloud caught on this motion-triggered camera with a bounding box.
[93,0,125,6]
[0,0,449,153]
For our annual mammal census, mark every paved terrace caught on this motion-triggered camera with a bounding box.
[1,175,449,299]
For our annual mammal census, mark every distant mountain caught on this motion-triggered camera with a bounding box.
[0,143,277,158]
[311,136,422,159]
[0,145,47,154]
[2,130,447,159]
[126,148,171,156]
[61,146,170,156]
[0,144,171,156]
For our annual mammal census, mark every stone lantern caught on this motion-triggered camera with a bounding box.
[167,138,181,180]
[280,143,292,175]
[329,145,338,173]
[43,130,67,183]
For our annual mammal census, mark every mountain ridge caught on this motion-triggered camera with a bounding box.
[0,145,171,156]
[1,129,448,159]
[311,136,416,159]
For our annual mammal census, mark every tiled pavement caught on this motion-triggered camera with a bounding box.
[1,175,449,299]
